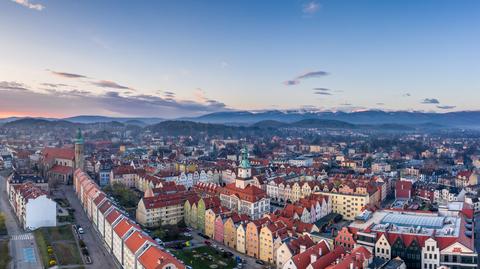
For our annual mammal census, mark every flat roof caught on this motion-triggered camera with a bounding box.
[381,213,445,229]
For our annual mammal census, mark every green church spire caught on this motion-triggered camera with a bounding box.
[76,128,84,144]
[239,146,251,169]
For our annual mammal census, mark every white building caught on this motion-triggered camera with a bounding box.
[9,182,57,230]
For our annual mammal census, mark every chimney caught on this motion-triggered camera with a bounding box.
[300,245,306,253]
[158,258,164,265]
[349,262,354,269]
[310,254,317,264]
[319,247,322,256]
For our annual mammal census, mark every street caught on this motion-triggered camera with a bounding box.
[59,184,118,269]
[0,174,42,269]
[474,213,480,266]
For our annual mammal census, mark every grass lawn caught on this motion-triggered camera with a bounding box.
[173,246,236,269]
[34,224,83,267]
[54,242,82,265]
[0,240,11,269]
[0,213,7,236]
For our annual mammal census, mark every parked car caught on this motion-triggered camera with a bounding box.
[78,227,85,234]
[204,240,211,246]
[255,260,265,265]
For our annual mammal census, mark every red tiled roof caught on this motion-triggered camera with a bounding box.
[42,147,74,162]
[113,219,136,237]
[105,209,122,224]
[310,246,344,269]
[99,200,113,214]
[49,165,73,175]
[137,245,185,269]
[222,183,267,203]
[291,240,330,269]
[125,230,153,254]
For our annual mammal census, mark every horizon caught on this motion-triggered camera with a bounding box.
[2,108,480,122]
[1,0,479,118]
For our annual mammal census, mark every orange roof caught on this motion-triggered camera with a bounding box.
[125,231,153,254]
[222,183,267,203]
[105,208,122,224]
[113,219,136,237]
[42,147,74,162]
[137,245,185,269]
[49,165,73,175]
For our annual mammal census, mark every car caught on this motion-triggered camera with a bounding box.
[183,232,192,237]
[204,240,211,246]
[78,227,85,234]
[255,260,265,265]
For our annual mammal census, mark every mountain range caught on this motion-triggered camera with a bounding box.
[1,110,480,128]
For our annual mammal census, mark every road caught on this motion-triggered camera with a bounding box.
[0,174,42,269]
[59,184,118,269]
[474,213,480,267]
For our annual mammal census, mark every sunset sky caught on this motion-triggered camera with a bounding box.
[1,0,479,118]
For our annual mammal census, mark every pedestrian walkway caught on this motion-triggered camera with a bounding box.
[23,247,37,263]
[12,233,34,241]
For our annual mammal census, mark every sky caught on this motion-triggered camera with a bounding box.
[0,0,479,119]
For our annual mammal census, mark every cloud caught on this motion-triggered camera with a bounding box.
[91,80,134,90]
[421,98,440,104]
[437,105,456,110]
[41,83,68,88]
[0,83,228,118]
[49,70,87,79]
[284,80,300,86]
[376,102,385,106]
[313,88,331,92]
[339,102,352,106]
[303,1,320,14]
[402,93,411,97]
[0,81,30,91]
[284,70,329,86]
[313,88,333,95]
[42,88,92,97]
[314,91,332,95]
[11,0,44,11]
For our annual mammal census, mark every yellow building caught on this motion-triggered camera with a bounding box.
[190,203,198,229]
[259,222,287,263]
[236,224,246,254]
[223,218,237,249]
[136,192,191,227]
[246,221,261,258]
[315,184,371,220]
[204,209,216,238]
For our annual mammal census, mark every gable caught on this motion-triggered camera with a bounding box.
[441,242,474,254]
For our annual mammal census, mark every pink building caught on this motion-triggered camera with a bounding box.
[214,215,224,243]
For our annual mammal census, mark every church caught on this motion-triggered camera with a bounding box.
[39,128,85,184]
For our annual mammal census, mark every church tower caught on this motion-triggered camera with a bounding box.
[235,146,252,189]
[75,128,85,171]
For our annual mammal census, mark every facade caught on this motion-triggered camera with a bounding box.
[349,210,478,269]
[220,148,271,220]
[334,227,355,252]
[8,182,57,230]
[136,185,196,227]
[73,169,185,269]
